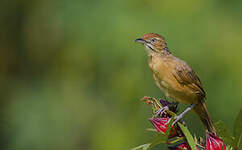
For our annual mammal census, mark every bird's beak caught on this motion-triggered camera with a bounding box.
[135,38,146,43]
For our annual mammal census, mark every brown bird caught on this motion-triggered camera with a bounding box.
[135,33,216,135]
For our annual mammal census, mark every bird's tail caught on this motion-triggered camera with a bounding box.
[193,100,217,135]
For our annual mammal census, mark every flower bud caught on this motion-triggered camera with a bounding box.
[175,143,190,150]
[149,118,170,133]
[205,132,226,150]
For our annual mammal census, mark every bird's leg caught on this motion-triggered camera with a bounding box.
[154,106,169,117]
[172,104,196,125]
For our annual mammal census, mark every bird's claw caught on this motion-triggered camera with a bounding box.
[154,106,169,117]
[172,104,196,125]
[172,115,182,125]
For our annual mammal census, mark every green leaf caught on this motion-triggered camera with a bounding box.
[233,109,242,149]
[225,145,233,150]
[214,120,235,146]
[178,122,197,150]
[147,133,168,150]
[131,143,151,150]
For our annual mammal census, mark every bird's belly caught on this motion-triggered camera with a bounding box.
[153,74,171,98]
[154,74,197,104]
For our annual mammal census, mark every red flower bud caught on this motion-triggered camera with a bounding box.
[149,118,170,133]
[205,132,226,150]
[176,143,190,150]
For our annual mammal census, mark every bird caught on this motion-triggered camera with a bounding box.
[135,33,216,135]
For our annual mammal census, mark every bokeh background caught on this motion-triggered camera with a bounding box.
[0,0,242,150]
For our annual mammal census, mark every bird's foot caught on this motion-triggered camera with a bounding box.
[172,115,183,125]
[154,106,169,117]
[172,104,196,125]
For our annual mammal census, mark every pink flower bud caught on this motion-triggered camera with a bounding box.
[176,143,190,150]
[149,118,170,133]
[205,132,226,150]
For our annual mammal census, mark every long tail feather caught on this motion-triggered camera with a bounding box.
[193,100,216,135]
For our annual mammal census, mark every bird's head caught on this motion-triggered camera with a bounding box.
[135,33,171,56]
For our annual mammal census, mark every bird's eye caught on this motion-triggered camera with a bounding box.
[151,38,157,43]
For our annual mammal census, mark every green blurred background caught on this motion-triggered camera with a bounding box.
[0,0,242,149]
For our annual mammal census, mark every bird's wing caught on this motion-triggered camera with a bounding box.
[172,61,206,99]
